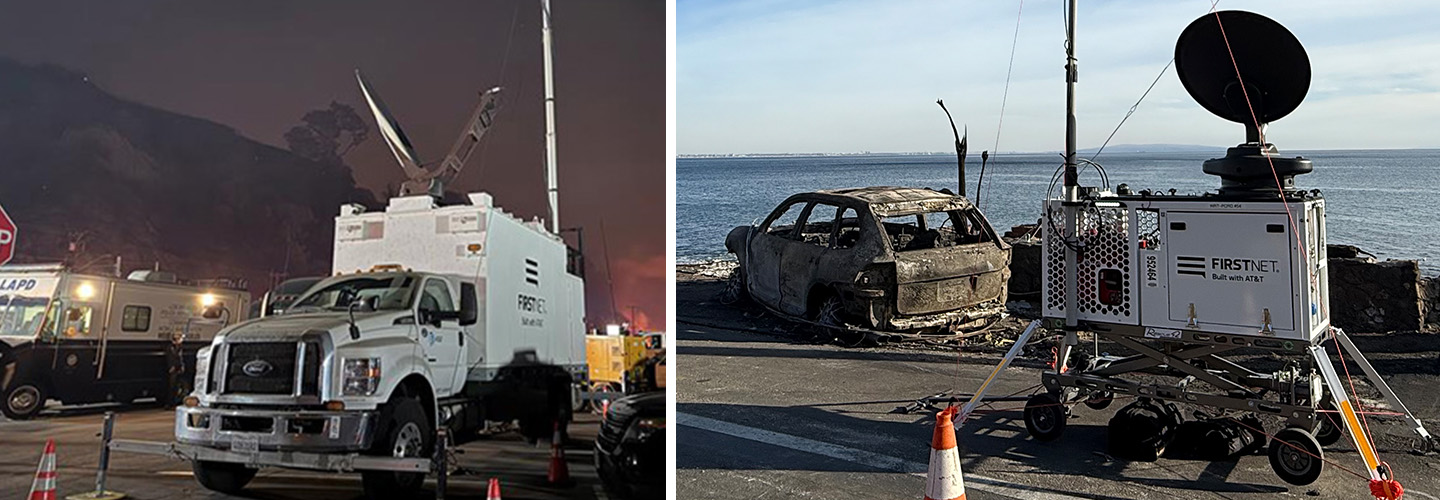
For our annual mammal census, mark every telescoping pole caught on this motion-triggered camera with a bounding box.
[1062,0,1080,332]
[1056,0,1081,373]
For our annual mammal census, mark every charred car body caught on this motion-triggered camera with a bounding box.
[725,187,1010,337]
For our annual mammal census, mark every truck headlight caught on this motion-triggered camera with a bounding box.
[342,358,382,396]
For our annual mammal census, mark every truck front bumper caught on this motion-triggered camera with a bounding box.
[175,406,377,453]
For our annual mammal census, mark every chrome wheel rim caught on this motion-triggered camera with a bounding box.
[8,386,38,414]
[392,422,423,458]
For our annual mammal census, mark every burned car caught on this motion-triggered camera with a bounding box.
[725,187,1010,340]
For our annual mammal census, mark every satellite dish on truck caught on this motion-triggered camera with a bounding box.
[355,70,503,198]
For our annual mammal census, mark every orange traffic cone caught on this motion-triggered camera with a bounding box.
[600,399,610,418]
[486,478,502,500]
[29,439,58,500]
[547,421,571,485]
[924,407,966,500]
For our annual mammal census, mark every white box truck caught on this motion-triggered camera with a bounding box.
[167,21,588,494]
[172,192,586,496]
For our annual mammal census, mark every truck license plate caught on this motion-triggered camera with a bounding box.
[231,436,259,454]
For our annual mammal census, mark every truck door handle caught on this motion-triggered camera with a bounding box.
[427,358,437,362]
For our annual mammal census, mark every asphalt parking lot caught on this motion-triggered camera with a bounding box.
[0,406,614,500]
[675,272,1440,500]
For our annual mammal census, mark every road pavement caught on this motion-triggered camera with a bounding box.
[0,405,613,500]
[676,274,1440,500]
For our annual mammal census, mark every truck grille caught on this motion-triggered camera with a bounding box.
[223,342,321,395]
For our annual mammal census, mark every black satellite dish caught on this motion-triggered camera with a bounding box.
[1174,11,1313,195]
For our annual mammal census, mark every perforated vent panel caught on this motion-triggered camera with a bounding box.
[1043,202,1136,324]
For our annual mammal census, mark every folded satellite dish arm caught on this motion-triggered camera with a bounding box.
[431,87,502,194]
[356,69,503,198]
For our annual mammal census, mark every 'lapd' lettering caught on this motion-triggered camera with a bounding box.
[0,278,36,291]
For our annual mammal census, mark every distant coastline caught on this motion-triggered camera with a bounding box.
[679,145,1440,158]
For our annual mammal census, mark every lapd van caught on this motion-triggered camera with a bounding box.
[0,263,249,419]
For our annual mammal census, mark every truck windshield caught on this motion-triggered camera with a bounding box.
[0,292,57,338]
[289,275,417,312]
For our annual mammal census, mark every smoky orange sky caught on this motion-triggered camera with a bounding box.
[0,0,665,329]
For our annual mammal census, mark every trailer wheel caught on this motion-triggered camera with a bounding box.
[2,381,45,420]
[1024,393,1067,442]
[1269,427,1324,486]
[362,397,431,498]
[191,461,257,494]
[573,382,590,413]
[590,382,618,415]
[1312,401,1342,447]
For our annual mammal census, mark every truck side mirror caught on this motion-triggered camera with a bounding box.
[460,283,478,326]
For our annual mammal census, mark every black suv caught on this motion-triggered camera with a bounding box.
[595,391,664,499]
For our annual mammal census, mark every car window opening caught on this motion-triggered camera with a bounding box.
[765,202,807,238]
[881,210,991,252]
[798,203,842,248]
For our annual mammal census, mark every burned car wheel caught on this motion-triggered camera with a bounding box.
[813,295,869,347]
[720,268,747,305]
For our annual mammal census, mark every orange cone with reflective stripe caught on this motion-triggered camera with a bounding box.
[486,477,502,500]
[29,439,58,500]
[925,407,966,500]
[547,421,571,485]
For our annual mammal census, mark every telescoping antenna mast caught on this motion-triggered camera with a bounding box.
[541,0,560,233]
[1062,0,1080,335]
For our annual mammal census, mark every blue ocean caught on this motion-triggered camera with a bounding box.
[677,150,1440,275]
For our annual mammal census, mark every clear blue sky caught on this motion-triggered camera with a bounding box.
[679,0,1440,154]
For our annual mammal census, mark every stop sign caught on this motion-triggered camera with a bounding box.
[0,204,14,266]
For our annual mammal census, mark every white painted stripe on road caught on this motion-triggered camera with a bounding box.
[678,412,1087,500]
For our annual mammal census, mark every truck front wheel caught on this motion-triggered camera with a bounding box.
[362,397,431,498]
[191,461,257,494]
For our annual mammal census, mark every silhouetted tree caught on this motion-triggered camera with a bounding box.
[284,102,369,165]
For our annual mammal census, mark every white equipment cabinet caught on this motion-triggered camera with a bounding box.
[333,192,586,381]
[1041,197,1329,344]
